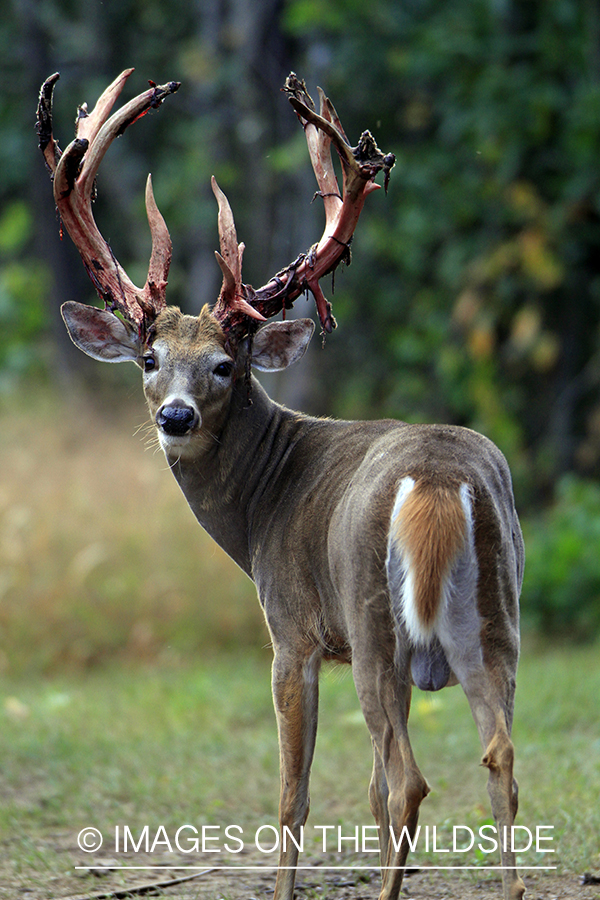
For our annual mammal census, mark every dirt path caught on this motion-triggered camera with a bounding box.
[2,838,598,900]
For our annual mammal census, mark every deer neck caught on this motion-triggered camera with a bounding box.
[164,376,308,577]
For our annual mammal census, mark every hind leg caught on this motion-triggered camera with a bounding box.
[353,654,429,900]
[369,739,390,869]
[460,669,525,900]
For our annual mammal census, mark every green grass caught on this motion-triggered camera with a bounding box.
[1,644,599,891]
[1,389,599,894]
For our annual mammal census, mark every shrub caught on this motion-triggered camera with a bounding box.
[521,475,600,639]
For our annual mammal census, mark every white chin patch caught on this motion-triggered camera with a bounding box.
[158,432,193,457]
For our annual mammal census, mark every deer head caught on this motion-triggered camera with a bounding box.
[38,70,394,456]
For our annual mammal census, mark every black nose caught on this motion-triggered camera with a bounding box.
[156,401,198,436]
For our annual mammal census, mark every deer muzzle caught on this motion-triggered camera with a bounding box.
[156,399,199,437]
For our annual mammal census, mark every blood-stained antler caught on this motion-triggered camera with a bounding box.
[38,70,392,349]
[211,73,395,341]
[37,69,180,337]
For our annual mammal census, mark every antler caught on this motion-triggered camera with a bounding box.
[211,73,395,341]
[38,70,392,347]
[37,69,180,335]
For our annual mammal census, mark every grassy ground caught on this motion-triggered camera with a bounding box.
[0,646,599,898]
[1,389,599,897]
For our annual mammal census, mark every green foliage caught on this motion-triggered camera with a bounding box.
[522,475,600,639]
[4,3,600,642]
[285,0,600,503]
[2,0,600,503]
[0,201,31,254]
[0,203,49,385]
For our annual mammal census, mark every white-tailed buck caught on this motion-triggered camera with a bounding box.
[38,71,525,900]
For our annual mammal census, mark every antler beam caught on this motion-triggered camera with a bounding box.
[212,73,395,340]
[37,70,180,333]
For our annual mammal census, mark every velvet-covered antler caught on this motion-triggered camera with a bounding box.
[211,73,395,341]
[37,69,180,337]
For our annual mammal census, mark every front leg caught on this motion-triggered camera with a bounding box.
[271,644,321,900]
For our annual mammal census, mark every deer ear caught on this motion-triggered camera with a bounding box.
[251,319,315,372]
[61,301,141,364]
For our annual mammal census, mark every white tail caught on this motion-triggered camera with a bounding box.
[39,71,525,900]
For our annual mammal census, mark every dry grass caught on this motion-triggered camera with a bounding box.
[0,386,264,676]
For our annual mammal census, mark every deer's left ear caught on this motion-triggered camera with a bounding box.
[251,319,315,372]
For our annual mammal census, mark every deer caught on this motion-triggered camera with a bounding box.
[37,70,526,900]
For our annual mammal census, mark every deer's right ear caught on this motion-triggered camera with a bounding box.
[251,319,315,372]
[61,302,141,364]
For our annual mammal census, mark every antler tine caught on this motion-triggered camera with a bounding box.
[212,176,265,323]
[144,173,173,314]
[275,74,395,332]
[37,70,180,332]
[210,73,395,341]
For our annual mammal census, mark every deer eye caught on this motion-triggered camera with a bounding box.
[143,354,157,373]
[213,362,233,378]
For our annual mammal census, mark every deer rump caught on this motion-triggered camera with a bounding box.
[321,416,521,702]
[386,477,480,692]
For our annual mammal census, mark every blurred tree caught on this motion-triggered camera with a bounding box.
[3,0,600,508]
[284,0,600,505]
[3,0,313,394]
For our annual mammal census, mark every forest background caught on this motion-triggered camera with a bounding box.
[3,0,600,661]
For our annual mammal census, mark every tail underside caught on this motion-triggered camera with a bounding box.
[386,476,479,689]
